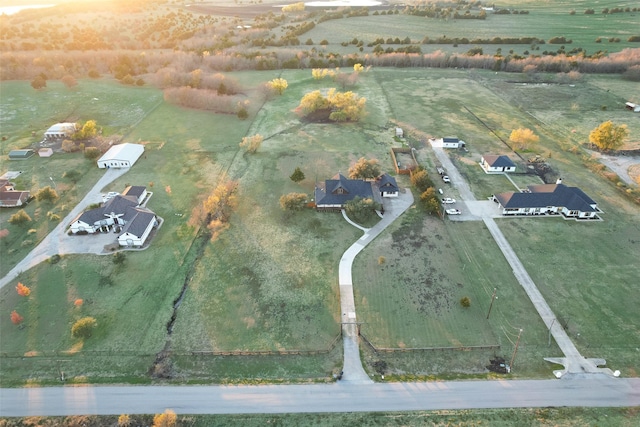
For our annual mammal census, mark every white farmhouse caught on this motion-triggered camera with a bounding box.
[97,143,144,169]
[480,155,517,173]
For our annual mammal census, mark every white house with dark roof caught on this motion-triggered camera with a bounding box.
[97,143,144,169]
[377,173,398,197]
[69,187,159,246]
[481,155,517,173]
[118,210,158,247]
[315,173,380,211]
[122,185,148,205]
[493,183,600,220]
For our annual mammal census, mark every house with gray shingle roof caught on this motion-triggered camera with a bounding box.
[377,173,398,198]
[69,187,159,246]
[481,155,516,173]
[118,209,158,247]
[494,183,600,220]
[122,185,148,205]
[315,173,379,211]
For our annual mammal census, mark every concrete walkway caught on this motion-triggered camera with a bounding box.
[431,147,613,378]
[338,190,414,384]
[0,168,129,290]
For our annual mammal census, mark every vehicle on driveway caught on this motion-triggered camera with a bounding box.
[437,167,446,175]
[446,208,461,215]
[442,175,451,183]
[102,192,119,203]
[441,198,456,204]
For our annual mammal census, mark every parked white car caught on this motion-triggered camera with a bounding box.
[446,208,461,215]
[442,175,451,183]
[102,192,119,203]
[441,198,456,204]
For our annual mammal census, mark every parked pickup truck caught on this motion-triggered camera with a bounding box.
[441,198,456,204]
[446,209,461,215]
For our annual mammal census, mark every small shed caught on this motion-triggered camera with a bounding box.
[38,148,53,158]
[97,143,144,169]
[8,149,35,160]
[429,137,465,149]
[625,102,640,112]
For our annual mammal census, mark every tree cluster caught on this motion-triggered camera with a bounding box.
[296,89,366,122]
[280,193,308,211]
[509,128,540,150]
[72,317,97,339]
[348,158,381,180]
[411,168,439,214]
[240,134,263,154]
[345,196,380,223]
[589,121,628,151]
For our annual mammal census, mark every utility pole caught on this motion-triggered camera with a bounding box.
[510,328,523,372]
[486,288,497,319]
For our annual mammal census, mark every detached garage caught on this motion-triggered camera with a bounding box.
[97,143,144,169]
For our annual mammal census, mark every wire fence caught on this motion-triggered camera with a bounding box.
[0,334,343,360]
[360,333,499,353]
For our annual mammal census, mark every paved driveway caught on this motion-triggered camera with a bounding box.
[0,168,129,290]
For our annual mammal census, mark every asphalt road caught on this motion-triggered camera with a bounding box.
[1,377,639,417]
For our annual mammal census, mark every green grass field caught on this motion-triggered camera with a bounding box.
[303,0,640,56]
[1,61,639,385]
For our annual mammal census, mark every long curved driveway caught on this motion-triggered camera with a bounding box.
[338,190,414,383]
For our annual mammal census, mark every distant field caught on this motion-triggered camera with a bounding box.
[303,1,640,56]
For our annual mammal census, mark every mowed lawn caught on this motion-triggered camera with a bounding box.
[353,207,498,349]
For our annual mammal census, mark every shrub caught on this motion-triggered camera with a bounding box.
[71,317,97,339]
[460,296,471,307]
[16,282,31,297]
[35,186,59,203]
[11,310,24,325]
[9,209,32,225]
[84,147,101,160]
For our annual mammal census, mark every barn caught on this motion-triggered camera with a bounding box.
[44,123,77,140]
[97,143,144,169]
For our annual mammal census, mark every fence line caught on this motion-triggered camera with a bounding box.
[360,333,499,353]
[0,334,343,360]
